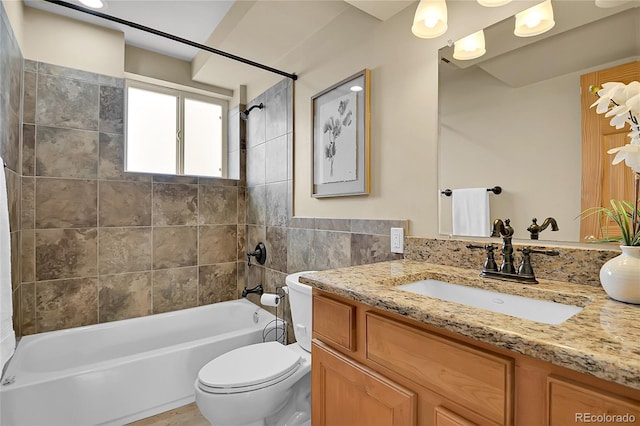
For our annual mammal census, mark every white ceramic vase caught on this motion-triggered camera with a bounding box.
[599,245,640,304]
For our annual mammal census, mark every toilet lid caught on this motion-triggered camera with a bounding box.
[198,342,301,393]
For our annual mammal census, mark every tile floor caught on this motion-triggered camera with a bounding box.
[127,403,208,426]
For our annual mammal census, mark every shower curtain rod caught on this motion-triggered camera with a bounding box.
[42,0,298,81]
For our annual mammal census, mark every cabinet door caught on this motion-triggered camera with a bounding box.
[366,313,513,425]
[434,406,478,426]
[548,376,640,425]
[312,341,417,426]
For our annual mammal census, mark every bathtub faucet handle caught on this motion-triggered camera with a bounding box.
[247,242,267,266]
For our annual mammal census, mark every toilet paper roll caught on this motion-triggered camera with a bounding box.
[260,293,280,307]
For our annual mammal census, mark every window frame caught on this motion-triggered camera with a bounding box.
[124,78,228,178]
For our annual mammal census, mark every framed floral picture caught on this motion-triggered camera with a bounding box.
[311,69,370,197]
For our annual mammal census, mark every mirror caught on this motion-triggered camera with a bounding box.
[438,1,640,242]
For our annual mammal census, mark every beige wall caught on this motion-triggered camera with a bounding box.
[124,45,233,100]
[257,1,537,238]
[22,6,124,77]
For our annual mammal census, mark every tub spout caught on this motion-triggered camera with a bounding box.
[242,284,264,298]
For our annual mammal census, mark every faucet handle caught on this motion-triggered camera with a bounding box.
[465,243,496,252]
[466,244,498,271]
[528,248,560,256]
[516,247,558,282]
[517,247,535,277]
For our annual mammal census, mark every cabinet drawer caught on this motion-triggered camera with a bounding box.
[313,294,356,352]
[366,313,513,425]
[548,376,640,425]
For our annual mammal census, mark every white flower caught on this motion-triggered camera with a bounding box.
[590,82,626,113]
[623,81,640,105]
[591,80,640,151]
[627,92,640,115]
[607,143,640,173]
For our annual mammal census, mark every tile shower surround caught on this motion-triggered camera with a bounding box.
[9,55,410,337]
[0,1,23,340]
[18,60,244,335]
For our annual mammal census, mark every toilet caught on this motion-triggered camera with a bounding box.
[195,271,315,426]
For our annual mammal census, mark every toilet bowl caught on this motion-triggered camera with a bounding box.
[195,271,315,426]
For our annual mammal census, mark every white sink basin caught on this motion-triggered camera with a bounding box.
[397,279,583,325]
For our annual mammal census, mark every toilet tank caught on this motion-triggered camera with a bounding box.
[286,271,316,352]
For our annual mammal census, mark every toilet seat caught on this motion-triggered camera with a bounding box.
[198,341,302,394]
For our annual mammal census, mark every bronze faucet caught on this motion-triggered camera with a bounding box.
[491,218,515,274]
[466,218,560,284]
[527,217,559,240]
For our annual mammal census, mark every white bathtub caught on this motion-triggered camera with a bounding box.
[0,299,279,426]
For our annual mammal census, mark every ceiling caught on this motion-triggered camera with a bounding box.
[24,0,236,61]
[24,0,413,91]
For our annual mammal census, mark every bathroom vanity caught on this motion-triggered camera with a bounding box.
[303,260,640,425]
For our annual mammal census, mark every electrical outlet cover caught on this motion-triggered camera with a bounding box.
[391,227,404,253]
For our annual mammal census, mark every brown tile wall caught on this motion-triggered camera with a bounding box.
[0,2,23,338]
[18,60,245,335]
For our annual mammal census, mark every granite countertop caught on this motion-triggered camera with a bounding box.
[300,259,640,391]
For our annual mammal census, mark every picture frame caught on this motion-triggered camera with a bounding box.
[311,69,370,198]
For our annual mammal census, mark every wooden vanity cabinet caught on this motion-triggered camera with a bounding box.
[312,292,507,425]
[311,290,640,426]
[312,341,417,426]
[547,376,640,425]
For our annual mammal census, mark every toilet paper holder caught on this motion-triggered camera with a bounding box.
[261,286,289,345]
[260,293,280,307]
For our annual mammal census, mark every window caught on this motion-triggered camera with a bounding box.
[125,80,227,178]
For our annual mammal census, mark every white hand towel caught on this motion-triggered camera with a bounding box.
[0,158,15,371]
[452,188,491,237]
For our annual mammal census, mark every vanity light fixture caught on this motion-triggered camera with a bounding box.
[514,0,555,37]
[411,0,448,39]
[78,0,104,8]
[453,30,486,60]
[477,0,512,7]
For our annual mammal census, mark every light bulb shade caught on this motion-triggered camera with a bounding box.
[477,0,512,7]
[412,0,448,39]
[453,30,486,60]
[514,0,555,37]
